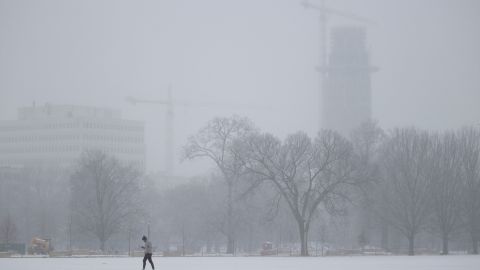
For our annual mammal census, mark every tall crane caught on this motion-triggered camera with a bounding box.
[126,88,175,176]
[127,89,270,176]
[301,0,375,130]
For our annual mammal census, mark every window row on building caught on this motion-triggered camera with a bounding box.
[82,134,143,143]
[0,134,144,143]
[0,158,77,168]
[82,122,143,131]
[0,122,143,132]
[0,145,144,154]
[0,122,82,131]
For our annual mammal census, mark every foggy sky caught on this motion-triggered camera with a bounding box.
[1,0,479,174]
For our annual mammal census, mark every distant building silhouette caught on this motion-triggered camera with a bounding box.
[0,104,145,170]
[321,26,377,135]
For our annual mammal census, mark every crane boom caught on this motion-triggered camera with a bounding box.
[302,0,376,25]
[126,96,169,105]
[127,96,270,110]
[126,89,174,176]
[126,90,270,176]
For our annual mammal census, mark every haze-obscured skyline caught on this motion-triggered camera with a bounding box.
[1,0,479,174]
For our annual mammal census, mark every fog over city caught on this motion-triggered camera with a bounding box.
[1,0,479,174]
[0,0,480,268]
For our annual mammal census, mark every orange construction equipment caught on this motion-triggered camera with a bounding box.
[260,241,276,256]
[28,237,53,255]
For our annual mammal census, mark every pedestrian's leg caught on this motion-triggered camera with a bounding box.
[148,254,155,269]
[143,254,147,270]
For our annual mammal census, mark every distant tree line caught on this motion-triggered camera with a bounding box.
[183,116,480,256]
[0,116,479,256]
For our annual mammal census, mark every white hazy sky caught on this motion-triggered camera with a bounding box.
[1,0,479,174]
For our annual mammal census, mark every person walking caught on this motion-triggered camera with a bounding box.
[141,235,154,270]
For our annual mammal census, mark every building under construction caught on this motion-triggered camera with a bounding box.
[321,26,377,135]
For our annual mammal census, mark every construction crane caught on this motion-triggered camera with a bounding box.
[126,88,175,176]
[301,0,376,130]
[127,88,270,176]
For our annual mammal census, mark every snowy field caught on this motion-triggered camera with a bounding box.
[1,256,479,270]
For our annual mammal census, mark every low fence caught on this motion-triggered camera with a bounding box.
[0,243,26,255]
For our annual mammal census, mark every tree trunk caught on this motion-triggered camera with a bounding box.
[227,235,234,255]
[182,223,186,256]
[247,225,253,253]
[100,239,106,252]
[441,233,449,255]
[206,239,212,253]
[381,222,389,252]
[408,235,415,256]
[472,236,479,255]
[226,183,235,254]
[298,220,308,256]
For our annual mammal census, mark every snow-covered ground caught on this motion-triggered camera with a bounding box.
[0,255,479,270]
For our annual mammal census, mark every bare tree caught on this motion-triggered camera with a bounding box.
[350,121,385,169]
[70,150,142,251]
[457,127,480,254]
[240,130,359,256]
[349,121,386,248]
[183,116,256,254]
[378,128,432,256]
[26,168,68,242]
[426,132,462,255]
[160,181,212,255]
[0,169,22,244]
[0,213,17,244]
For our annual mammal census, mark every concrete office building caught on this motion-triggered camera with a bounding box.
[0,104,145,170]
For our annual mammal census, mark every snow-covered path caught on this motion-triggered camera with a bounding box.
[0,255,479,270]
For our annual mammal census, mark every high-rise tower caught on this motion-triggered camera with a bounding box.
[321,26,377,135]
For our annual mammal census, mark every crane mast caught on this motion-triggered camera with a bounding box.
[126,87,174,176]
[127,88,269,176]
